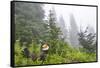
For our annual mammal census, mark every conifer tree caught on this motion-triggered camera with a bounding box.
[78,27,96,53]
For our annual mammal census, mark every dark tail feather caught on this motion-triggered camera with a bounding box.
[30,53,37,61]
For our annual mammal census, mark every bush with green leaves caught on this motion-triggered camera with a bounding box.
[78,27,96,53]
[15,40,96,66]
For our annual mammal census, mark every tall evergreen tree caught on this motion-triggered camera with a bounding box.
[47,9,62,54]
[48,10,61,40]
[78,27,96,53]
[15,2,45,46]
[69,14,79,48]
[58,15,68,41]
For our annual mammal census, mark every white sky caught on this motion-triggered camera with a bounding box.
[43,4,97,32]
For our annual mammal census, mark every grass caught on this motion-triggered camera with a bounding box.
[14,40,96,66]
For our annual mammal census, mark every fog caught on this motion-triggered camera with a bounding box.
[43,4,96,32]
[43,4,96,47]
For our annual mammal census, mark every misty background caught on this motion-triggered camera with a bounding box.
[14,2,97,65]
[43,4,96,48]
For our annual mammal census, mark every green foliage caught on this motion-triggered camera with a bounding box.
[78,27,96,53]
[15,2,46,46]
[14,2,96,66]
[15,41,96,66]
[48,10,61,40]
